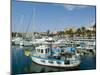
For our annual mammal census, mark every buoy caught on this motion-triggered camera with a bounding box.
[24,50,30,56]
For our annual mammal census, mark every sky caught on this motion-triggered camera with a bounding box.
[12,0,96,32]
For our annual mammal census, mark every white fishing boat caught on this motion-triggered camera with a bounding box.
[76,40,96,50]
[13,37,23,45]
[19,40,33,46]
[31,37,54,45]
[54,39,66,45]
[30,44,80,67]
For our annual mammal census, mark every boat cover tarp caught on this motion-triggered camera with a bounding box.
[65,47,76,53]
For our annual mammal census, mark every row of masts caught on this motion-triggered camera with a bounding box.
[13,8,36,38]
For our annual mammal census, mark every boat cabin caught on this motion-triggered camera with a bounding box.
[35,45,51,58]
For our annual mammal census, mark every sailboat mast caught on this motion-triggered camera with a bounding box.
[32,8,36,37]
[25,8,35,38]
[17,15,24,37]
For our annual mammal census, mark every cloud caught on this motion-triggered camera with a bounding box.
[63,4,88,11]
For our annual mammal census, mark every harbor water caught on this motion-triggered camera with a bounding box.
[11,46,96,75]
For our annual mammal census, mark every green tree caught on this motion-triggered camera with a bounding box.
[65,29,74,39]
[86,30,92,39]
[81,27,86,38]
[76,28,81,36]
[47,30,50,36]
[58,31,65,37]
[93,23,96,37]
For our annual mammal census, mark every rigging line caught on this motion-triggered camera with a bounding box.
[31,8,36,33]
[25,8,36,37]
[18,15,24,33]
[31,8,36,36]
[15,15,24,37]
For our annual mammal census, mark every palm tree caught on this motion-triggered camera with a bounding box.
[86,30,92,39]
[58,31,65,37]
[81,27,86,38]
[65,29,74,39]
[76,28,81,37]
[47,30,50,36]
[93,23,96,30]
[93,23,96,37]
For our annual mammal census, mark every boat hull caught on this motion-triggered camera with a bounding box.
[31,56,80,68]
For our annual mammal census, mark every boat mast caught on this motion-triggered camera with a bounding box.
[18,15,24,38]
[32,8,36,38]
[25,8,35,39]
